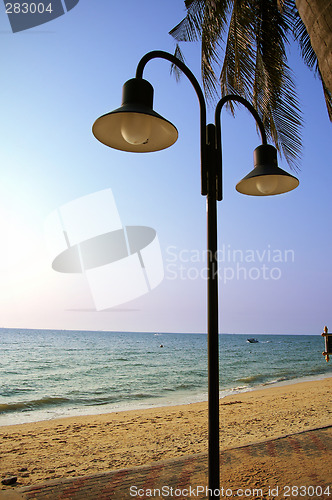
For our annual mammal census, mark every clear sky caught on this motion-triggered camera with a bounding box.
[0,0,331,334]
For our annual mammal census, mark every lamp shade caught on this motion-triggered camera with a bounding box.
[236,145,299,196]
[92,78,178,152]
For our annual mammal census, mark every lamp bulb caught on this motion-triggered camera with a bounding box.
[256,176,278,195]
[121,114,151,145]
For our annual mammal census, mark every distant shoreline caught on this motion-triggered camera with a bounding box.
[0,327,324,335]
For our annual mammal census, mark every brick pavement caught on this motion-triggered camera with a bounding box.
[1,426,331,500]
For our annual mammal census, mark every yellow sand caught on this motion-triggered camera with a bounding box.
[1,377,331,487]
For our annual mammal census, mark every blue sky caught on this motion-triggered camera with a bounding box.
[0,0,331,334]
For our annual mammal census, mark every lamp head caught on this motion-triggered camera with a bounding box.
[92,78,178,152]
[236,145,299,196]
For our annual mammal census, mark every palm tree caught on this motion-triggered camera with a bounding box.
[169,0,332,169]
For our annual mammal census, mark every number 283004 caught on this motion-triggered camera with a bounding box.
[5,3,53,14]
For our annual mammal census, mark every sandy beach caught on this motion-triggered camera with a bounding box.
[1,377,331,488]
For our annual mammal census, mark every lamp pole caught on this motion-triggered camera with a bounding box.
[92,50,299,500]
[205,122,220,496]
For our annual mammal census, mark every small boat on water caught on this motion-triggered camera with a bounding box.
[247,338,259,343]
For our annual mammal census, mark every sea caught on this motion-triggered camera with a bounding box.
[0,329,331,426]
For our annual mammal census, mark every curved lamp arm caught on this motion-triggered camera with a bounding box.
[215,95,267,147]
[213,95,268,201]
[136,50,209,195]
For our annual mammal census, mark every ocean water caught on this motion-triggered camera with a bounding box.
[0,329,331,426]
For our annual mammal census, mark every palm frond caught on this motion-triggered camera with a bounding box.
[170,0,232,101]
[169,0,205,42]
[251,0,302,169]
[292,9,318,71]
[220,0,256,111]
[169,0,304,169]
[263,67,303,170]
[170,45,187,82]
[200,0,233,100]
[220,0,302,168]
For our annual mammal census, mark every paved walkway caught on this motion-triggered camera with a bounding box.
[1,426,331,500]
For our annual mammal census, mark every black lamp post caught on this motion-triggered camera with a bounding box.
[92,50,299,499]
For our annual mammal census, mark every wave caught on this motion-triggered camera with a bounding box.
[236,371,302,386]
[82,393,162,406]
[309,366,327,375]
[262,377,287,386]
[0,396,70,414]
[236,374,268,384]
[176,383,200,391]
[125,392,160,401]
[0,387,34,397]
[229,385,249,392]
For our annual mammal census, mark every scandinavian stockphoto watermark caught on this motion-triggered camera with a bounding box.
[44,189,294,310]
[165,244,295,283]
[3,0,79,33]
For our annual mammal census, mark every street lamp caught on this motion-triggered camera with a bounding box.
[92,50,299,499]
